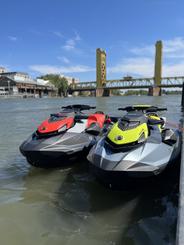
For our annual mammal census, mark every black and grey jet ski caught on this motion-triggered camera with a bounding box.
[20,104,111,168]
[87,105,181,187]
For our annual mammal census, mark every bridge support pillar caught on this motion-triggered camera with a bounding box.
[47,91,52,97]
[148,86,161,96]
[72,91,79,97]
[96,88,110,97]
[90,90,96,96]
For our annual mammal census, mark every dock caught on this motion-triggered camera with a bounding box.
[176,131,184,244]
[176,86,184,244]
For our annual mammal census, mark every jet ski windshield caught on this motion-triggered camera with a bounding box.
[118,119,140,131]
[49,113,68,122]
[118,113,147,131]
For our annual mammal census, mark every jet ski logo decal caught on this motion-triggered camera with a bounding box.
[114,135,123,141]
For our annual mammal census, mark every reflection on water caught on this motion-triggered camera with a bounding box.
[0,96,181,245]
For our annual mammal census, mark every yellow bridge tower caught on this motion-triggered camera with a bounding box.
[149,40,162,96]
[96,48,109,96]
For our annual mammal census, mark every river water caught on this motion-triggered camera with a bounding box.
[0,96,181,245]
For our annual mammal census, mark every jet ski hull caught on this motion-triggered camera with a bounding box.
[20,148,80,168]
[20,132,95,168]
[87,129,181,188]
[89,158,181,189]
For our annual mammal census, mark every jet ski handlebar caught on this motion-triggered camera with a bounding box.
[62,104,96,112]
[118,106,167,112]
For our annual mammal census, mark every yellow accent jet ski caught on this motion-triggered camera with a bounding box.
[87,105,181,188]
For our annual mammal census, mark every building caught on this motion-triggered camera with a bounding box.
[0,67,79,97]
[0,71,36,84]
[0,67,7,73]
[0,68,56,97]
[60,75,80,85]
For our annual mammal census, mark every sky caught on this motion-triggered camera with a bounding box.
[1,0,184,81]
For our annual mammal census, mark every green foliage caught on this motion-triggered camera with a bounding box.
[111,89,121,95]
[124,90,148,96]
[162,89,181,95]
[39,74,68,96]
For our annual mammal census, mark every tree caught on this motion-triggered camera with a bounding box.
[56,77,68,96]
[39,74,68,96]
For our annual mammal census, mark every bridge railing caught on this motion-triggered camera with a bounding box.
[160,77,184,87]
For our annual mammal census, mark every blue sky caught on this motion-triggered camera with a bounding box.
[1,0,184,81]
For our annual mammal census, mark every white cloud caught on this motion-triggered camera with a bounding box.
[130,45,154,56]
[109,57,184,78]
[164,37,184,58]
[8,36,18,41]
[53,31,64,38]
[110,37,184,78]
[163,62,184,77]
[63,39,76,50]
[109,58,154,77]
[62,32,81,51]
[74,31,81,41]
[29,64,95,74]
[164,37,184,52]
[130,37,184,59]
[57,56,70,64]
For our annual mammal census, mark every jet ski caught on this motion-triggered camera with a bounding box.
[20,104,111,168]
[87,105,181,188]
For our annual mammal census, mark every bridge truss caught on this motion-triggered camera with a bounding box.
[70,76,184,91]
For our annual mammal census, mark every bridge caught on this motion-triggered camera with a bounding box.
[70,76,184,91]
[69,41,184,96]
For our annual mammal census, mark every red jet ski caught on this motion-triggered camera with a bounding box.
[20,104,111,168]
